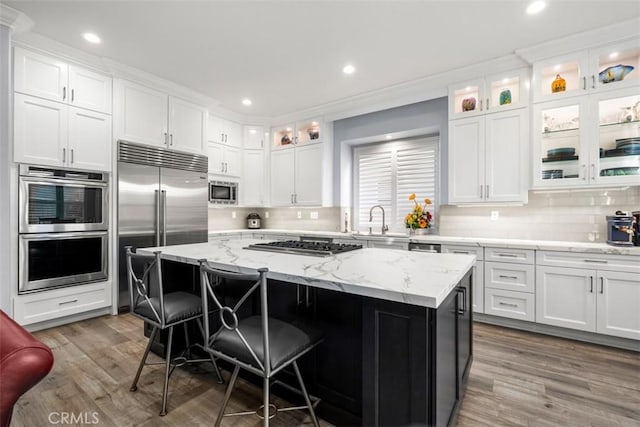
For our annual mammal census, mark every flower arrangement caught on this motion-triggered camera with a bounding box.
[405,193,433,230]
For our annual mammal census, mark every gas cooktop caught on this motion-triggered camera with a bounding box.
[244,240,363,257]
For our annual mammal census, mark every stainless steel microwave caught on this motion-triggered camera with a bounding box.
[208,181,238,205]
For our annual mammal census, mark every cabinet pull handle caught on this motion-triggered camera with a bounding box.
[582,76,587,90]
[499,275,519,280]
[225,163,228,173]
[221,162,224,173]
[63,86,66,100]
[600,277,604,294]
[457,287,466,315]
[498,301,518,308]
[71,148,74,164]
[62,147,66,163]
[486,98,490,110]
[592,75,596,89]
[486,185,490,198]
[221,133,224,142]
[581,164,586,181]
[71,89,75,102]
[170,134,174,146]
[497,253,518,258]
[294,194,297,203]
[452,251,469,254]
[59,299,78,305]
[164,132,168,145]
[261,139,264,148]
[291,194,294,204]
[590,164,595,180]
[585,259,608,264]
[306,286,312,308]
[590,276,593,293]
[479,99,483,111]
[480,185,483,198]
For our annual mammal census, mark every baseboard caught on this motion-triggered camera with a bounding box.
[474,313,640,352]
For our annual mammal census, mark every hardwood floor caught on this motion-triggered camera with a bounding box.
[11,314,640,427]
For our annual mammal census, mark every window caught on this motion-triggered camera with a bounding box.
[353,136,439,233]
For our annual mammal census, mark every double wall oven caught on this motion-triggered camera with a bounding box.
[18,165,109,293]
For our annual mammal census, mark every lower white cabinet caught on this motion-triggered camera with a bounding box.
[13,281,112,326]
[14,93,112,171]
[485,261,535,293]
[536,265,640,340]
[485,288,535,321]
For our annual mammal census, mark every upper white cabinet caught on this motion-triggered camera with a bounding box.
[207,142,241,177]
[271,118,323,150]
[208,115,242,148]
[448,68,529,119]
[14,93,111,171]
[14,47,112,114]
[270,143,323,206]
[532,38,640,103]
[449,108,528,204]
[116,80,205,154]
[242,150,265,205]
[243,125,264,150]
[532,88,640,188]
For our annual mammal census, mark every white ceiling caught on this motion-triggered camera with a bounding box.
[6,1,640,118]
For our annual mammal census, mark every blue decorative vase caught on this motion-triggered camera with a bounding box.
[499,89,512,105]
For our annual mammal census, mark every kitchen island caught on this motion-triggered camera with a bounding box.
[139,239,475,427]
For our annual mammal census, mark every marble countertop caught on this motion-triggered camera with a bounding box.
[140,239,476,309]
[209,229,640,256]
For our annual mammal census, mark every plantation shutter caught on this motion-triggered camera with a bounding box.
[395,138,438,229]
[355,149,393,232]
[354,137,439,233]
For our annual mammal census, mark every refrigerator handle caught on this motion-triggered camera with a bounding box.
[155,189,161,246]
[162,189,167,246]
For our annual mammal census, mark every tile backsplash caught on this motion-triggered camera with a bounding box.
[438,187,640,242]
[209,187,639,243]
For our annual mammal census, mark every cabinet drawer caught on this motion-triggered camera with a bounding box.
[485,247,534,264]
[536,251,640,274]
[442,244,484,261]
[484,288,535,322]
[485,261,535,293]
[13,282,111,326]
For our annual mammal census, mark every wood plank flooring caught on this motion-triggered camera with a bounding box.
[10,314,640,427]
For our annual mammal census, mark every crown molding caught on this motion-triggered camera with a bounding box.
[515,18,640,63]
[0,4,33,34]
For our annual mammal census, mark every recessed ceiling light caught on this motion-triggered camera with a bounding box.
[82,32,101,44]
[465,86,471,92]
[609,51,619,59]
[242,98,252,106]
[311,121,319,126]
[286,127,292,132]
[342,64,356,75]
[526,0,546,15]
[553,64,561,71]
[385,135,392,140]
[249,129,257,134]
[502,78,509,84]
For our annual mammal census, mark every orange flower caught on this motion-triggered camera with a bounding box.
[424,198,432,205]
[419,219,427,228]
[409,193,416,201]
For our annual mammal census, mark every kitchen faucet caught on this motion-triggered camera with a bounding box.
[369,205,389,235]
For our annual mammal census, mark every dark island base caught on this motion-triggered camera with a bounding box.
[143,260,473,427]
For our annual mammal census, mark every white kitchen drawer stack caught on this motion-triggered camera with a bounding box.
[442,245,484,313]
[484,247,536,321]
[536,251,640,340]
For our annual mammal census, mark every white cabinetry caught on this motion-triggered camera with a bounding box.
[207,142,241,177]
[449,108,528,204]
[14,93,111,171]
[243,125,264,149]
[208,115,242,147]
[536,251,640,340]
[116,80,205,154]
[442,245,484,313]
[484,247,535,321]
[242,150,264,205]
[14,47,112,114]
[270,143,323,206]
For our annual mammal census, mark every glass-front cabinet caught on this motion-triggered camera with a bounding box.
[532,39,640,102]
[533,89,640,187]
[271,118,323,149]
[448,68,529,119]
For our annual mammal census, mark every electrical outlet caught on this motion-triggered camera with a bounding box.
[491,211,499,221]
[310,211,319,219]
[264,211,269,219]
[231,211,236,219]
[297,211,302,219]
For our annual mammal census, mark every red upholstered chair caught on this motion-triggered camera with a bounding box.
[0,310,54,427]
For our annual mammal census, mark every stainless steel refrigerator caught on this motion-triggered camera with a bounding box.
[117,141,208,311]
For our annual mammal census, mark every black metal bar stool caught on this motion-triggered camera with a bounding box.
[125,247,223,416]
[198,260,324,427]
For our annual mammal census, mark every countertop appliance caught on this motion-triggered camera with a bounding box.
[408,242,442,253]
[209,180,238,205]
[18,165,109,293]
[244,239,363,257]
[247,213,261,229]
[117,141,208,311]
[606,211,634,246]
